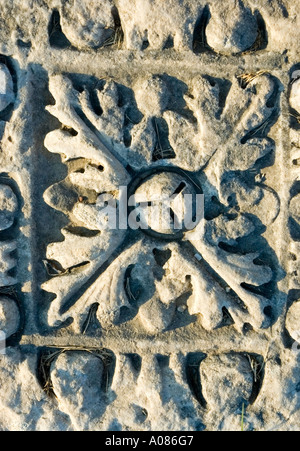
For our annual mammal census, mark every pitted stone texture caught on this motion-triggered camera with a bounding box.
[60,0,115,50]
[50,351,106,430]
[206,0,258,54]
[0,348,70,431]
[200,354,253,412]
[0,0,49,54]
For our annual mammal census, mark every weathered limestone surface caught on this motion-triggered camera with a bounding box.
[0,0,300,432]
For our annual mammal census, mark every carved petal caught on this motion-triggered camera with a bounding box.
[43,228,126,328]
[187,222,272,329]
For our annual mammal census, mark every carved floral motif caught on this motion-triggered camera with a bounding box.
[43,71,279,334]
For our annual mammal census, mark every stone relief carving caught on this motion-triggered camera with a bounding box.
[0,0,299,433]
[204,0,264,54]
[0,180,19,340]
[117,0,204,51]
[36,347,265,430]
[0,62,20,344]
[0,176,20,341]
[0,0,298,56]
[47,0,267,54]
[54,0,117,50]
[42,71,279,335]
[288,69,300,292]
[287,68,300,349]
[39,349,202,430]
[290,72,300,115]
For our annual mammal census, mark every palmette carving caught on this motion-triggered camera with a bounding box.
[43,71,279,334]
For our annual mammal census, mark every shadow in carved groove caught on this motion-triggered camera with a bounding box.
[247,11,268,53]
[186,352,207,409]
[193,5,211,54]
[246,353,265,404]
[48,10,72,49]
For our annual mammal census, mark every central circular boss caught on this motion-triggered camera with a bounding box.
[130,170,202,238]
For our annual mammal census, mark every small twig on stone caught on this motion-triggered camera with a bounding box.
[153,118,174,160]
[103,26,123,49]
[247,354,264,383]
[49,13,61,39]
[237,70,268,88]
[125,277,136,301]
[82,303,99,335]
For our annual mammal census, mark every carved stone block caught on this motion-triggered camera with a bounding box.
[0,0,299,432]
